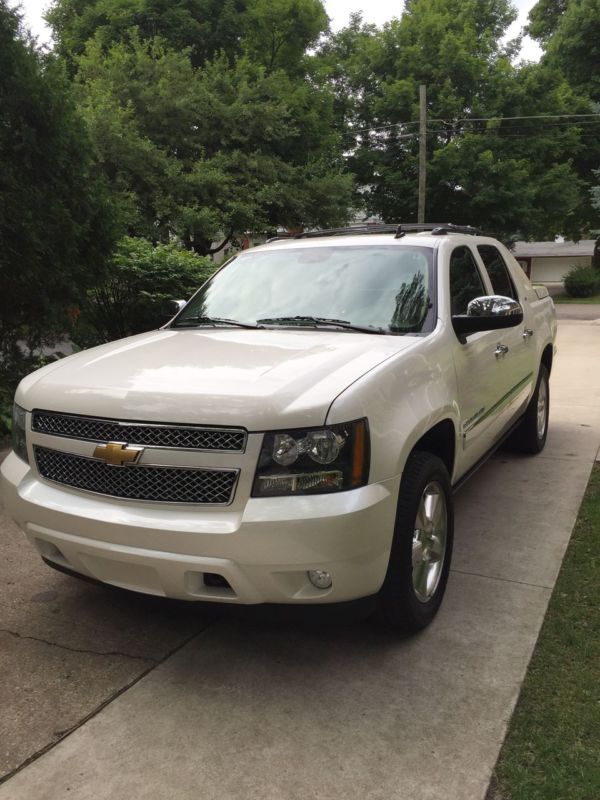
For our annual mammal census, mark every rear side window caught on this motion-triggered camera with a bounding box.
[449,246,486,315]
[477,245,516,299]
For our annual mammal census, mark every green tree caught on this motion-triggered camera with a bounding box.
[62,15,351,254]
[47,0,330,75]
[243,0,328,74]
[0,0,117,419]
[319,0,595,239]
[529,0,600,101]
[46,0,252,70]
[316,13,381,135]
[526,0,568,42]
[527,0,600,234]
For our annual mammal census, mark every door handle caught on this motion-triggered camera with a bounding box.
[495,344,509,358]
[522,328,534,339]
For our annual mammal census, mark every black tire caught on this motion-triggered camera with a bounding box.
[376,451,454,632]
[508,363,549,454]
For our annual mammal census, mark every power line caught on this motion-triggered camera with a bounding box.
[341,112,600,142]
[431,113,600,124]
[427,121,600,134]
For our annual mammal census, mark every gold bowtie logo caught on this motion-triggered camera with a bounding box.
[93,442,143,467]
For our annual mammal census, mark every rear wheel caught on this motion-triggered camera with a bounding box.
[377,451,454,632]
[509,363,549,454]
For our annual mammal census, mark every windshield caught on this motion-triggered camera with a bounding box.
[171,244,435,334]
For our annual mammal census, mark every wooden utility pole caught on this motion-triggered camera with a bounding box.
[418,84,426,223]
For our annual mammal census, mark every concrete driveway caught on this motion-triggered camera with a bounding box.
[1,320,599,800]
[554,302,600,320]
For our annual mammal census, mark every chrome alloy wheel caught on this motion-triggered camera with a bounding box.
[412,481,448,602]
[537,376,548,440]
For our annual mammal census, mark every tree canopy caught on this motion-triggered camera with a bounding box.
[0,0,116,346]
[12,0,600,259]
[47,0,352,254]
[47,0,329,74]
[47,0,251,69]
[527,0,600,236]
[317,0,599,239]
[529,0,600,101]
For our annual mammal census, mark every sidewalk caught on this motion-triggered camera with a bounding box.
[1,320,599,800]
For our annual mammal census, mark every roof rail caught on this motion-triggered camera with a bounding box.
[267,225,399,242]
[394,223,481,238]
[298,224,400,238]
[266,222,480,243]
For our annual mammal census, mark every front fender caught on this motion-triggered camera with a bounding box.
[326,331,461,483]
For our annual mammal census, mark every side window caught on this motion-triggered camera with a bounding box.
[449,246,486,315]
[477,245,516,299]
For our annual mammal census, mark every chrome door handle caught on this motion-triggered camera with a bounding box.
[495,344,509,358]
[523,328,534,339]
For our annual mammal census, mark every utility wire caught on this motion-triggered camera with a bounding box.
[431,113,600,124]
[426,123,600,134]
[341,112,600,142]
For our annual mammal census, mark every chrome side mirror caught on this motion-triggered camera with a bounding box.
[467,295,523,318]
[452,295,523,336]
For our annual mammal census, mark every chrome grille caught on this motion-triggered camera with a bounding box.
[32,410,246,452]
[34,447,238,504]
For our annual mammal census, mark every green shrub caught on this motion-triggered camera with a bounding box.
[563,265,600,298]
[71,237,218,347]
[0,238,218,435]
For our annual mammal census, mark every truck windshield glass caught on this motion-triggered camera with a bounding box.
[172,245,434,334]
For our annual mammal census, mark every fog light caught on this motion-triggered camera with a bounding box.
[307,569,332,589]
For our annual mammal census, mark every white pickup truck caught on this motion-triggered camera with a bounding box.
[1,223,556,631]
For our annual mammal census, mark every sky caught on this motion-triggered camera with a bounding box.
[14,0,542,61]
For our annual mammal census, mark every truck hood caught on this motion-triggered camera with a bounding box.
[17,329,417,429]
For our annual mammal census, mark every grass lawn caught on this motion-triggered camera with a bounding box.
[488,464,600,800]
[552,293,600,304]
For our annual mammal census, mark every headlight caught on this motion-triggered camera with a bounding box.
[252,419,369,497]
[12,403,29,464]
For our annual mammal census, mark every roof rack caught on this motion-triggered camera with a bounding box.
[266,225,398,242]
[394,223,481,237]
[266,222,480,243]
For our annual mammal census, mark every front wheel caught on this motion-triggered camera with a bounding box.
[376,451,454,632]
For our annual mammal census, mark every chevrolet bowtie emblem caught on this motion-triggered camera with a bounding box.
[93,442,144,467]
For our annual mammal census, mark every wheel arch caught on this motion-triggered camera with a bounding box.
[541,343,553,375]
[408,418,456,481]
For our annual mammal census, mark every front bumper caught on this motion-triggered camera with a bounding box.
[1,451,399,604]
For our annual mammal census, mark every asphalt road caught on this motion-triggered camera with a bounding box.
[1,320,599,799]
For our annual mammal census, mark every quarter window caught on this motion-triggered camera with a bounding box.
[449,247,486,316]
[477,245,516,299]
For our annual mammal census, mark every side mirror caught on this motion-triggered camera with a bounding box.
[452,295,523,337]
[160,299,186,319]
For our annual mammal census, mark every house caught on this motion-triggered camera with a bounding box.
[511,240,596,290]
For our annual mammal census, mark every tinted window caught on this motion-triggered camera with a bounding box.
[449,247,486,315]
[478,245,516,299]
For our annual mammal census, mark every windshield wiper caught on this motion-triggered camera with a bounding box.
[256,316,388,334]
[172,316,263,329]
